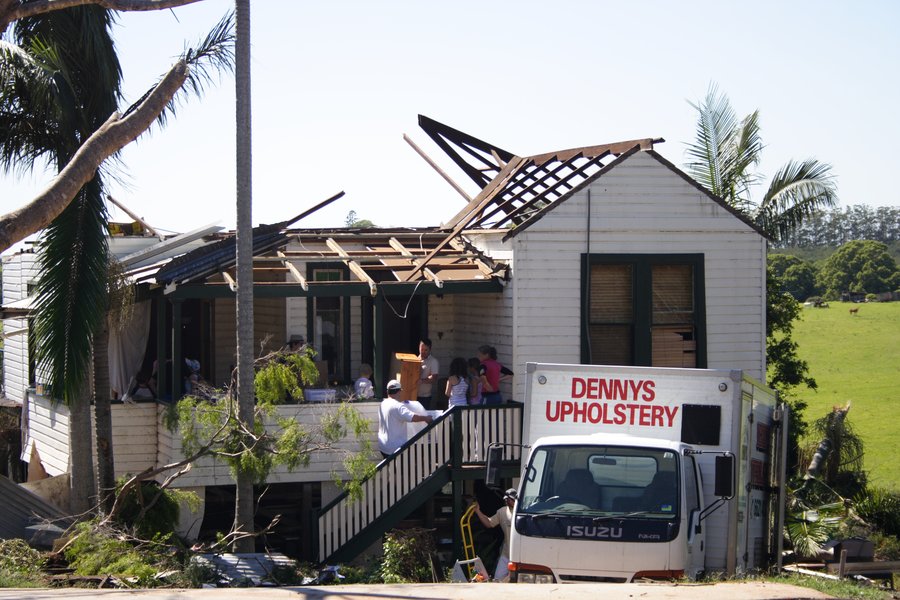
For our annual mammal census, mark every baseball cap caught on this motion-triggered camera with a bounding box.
[386,379,402,393]
[504,488,518,501]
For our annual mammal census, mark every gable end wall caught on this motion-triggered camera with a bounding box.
[508,151,766,401]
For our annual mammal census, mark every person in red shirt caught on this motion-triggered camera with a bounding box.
[478,345,512,405]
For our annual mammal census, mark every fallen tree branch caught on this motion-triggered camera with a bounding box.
[0,59,188,252]
[0,0,203,34]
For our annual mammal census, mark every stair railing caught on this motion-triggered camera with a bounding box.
[316,403,522,563]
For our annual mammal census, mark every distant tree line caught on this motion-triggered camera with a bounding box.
[769,240,900,301]
[773,205,899,248]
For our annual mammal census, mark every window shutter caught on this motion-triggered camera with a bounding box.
[588,264,633,364]
[651,264,695,367]
[652,264,693,324]
[590,264,632,322]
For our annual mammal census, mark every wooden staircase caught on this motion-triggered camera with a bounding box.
[315,403,523,564]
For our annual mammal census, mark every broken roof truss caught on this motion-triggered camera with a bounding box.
[418,115,663,233]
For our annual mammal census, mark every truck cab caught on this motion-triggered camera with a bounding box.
[510,433,708,583]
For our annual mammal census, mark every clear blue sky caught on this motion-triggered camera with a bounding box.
[2,0,899,236]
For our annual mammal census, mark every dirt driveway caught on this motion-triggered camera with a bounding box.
[0,581,835,599]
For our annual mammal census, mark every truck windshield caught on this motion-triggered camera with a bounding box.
[518,445,680,518]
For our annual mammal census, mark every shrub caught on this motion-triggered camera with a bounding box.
[381,527,436,583]
[854,487,900,537]
[0,539,45,587]
[868,532,900,561]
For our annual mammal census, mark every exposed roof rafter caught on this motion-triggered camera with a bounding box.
[277,250,309,290]
[419,115,664,233]
[326,238,378,296]
[388,238,443,288]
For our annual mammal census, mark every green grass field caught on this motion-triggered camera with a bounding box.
[790,301,900,490]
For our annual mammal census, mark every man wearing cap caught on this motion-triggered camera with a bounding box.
[473,487,517,581]
[378,379,433,459]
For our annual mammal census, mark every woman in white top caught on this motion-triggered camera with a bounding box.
[445,357,469,409]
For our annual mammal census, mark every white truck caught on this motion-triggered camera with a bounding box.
[494,363,788,584]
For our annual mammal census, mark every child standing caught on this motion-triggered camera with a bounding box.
[354,363,375,400]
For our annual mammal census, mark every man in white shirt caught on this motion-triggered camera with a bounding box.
[378,379,433,458]
[417,338,440,409]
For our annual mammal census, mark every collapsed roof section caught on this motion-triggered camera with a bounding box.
[123,116,664,296]
[418,115,663,235]
[142,226,507,297]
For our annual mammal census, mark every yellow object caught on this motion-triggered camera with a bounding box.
[460,503,477,577]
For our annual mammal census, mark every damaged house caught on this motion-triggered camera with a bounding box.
[1,115,769,565]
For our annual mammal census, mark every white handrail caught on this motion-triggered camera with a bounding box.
[317,404,522,562]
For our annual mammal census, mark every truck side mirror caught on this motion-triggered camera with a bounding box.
[485,444,504,489]
[714,454,735,498]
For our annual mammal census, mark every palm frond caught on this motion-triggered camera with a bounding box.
[725,109,764,212]
[33,177,110,403]
[685,83,737,197]
[125,11,235,129]
[685,82,765,214]
[11,4,122,404]
[757,159,838,241]
[0,40,63,173]
[786,514,833,558]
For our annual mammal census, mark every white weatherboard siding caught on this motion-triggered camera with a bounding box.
[24,394,69,476]
[3,317,29,404]
[507,151,766,403]
[2,251,37,406]
[156,402,381,488]
[439,291,515,400]
[106,402,159,477]
[212,294,286,388]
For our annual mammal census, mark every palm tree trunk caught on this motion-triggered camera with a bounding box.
[93,320,116,514]
[68,384,96,515]
[232,0,255,553]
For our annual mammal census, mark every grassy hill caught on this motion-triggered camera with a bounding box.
[790,301,900,490]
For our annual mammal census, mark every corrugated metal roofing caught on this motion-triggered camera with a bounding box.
[0,475,69,543]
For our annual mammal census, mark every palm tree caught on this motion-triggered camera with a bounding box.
[685,84,838,242]
[232,0,255,552]
[10,5,123,515]
[1,7,235,515]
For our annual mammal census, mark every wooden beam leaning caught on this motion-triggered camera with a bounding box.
[325,238,378,296]
[403,134,472,204]
[404,156,526,282]
[107,194,164,240]
[277,250,308,291]
[388,238,443,288]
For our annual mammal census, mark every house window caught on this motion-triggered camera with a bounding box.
[582,254,705,367]
[308,266,349,383]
